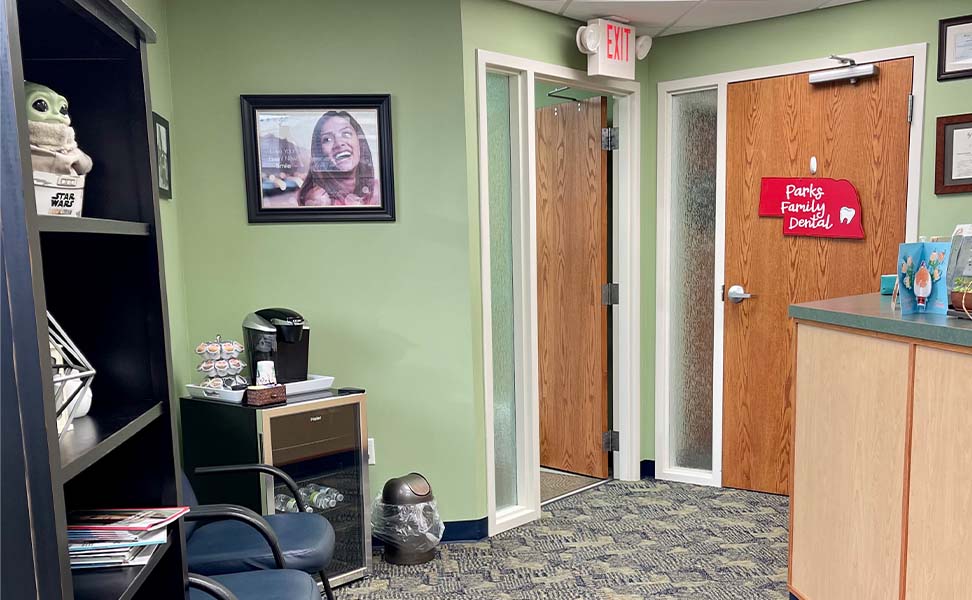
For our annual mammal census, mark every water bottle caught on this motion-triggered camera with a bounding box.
[299,484,343,509]
[274,493,299,513]
[299,484,336,509]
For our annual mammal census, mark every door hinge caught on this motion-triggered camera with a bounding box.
[602,430,620,452]
[601,282,619,305]
[907,94,914,124]
[721,284,725,302]
[601,127,619,151]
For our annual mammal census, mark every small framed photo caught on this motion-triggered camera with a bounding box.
[241,94,396,223]
[938,15,972,81]
[152,112,172,200]
[935,113,972,195]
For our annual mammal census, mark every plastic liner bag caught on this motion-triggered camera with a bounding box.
[371,496,445,552]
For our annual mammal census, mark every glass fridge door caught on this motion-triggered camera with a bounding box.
[266,400,369,583]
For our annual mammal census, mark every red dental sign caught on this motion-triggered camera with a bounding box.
[758,177,864,239]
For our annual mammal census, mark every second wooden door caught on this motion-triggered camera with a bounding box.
[537,97,610,479]
[723,59,914,494]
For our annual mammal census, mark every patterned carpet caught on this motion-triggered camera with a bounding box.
[340,479,789,599]
[540,469,604,503]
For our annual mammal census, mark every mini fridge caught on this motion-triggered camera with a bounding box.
[181,389,371,587]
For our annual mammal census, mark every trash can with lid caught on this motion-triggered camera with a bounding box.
[371,472,444,565]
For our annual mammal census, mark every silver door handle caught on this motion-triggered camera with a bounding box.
[727,285,752,303]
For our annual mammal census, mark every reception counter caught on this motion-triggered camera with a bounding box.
[788,294,971,600]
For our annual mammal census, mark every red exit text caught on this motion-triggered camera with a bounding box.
[606,23,632,62]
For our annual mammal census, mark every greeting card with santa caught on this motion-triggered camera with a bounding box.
[897,242,951,315]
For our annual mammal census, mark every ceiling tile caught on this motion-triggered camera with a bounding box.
[564,1,698,29]
[507,0,569,16]
[818,0,866,7]
[639,25,670,36]
[506,0,867,37]
[658,24,708,36]
[676,0,822,28]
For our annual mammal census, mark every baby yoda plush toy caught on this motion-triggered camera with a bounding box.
[25,82,93,176]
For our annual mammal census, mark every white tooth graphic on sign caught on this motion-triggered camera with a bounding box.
[839,206,856,224]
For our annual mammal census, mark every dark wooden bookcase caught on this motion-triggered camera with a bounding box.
[1,0,186,598]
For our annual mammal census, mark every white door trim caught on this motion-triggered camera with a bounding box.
[654,43,927,488]
[476,49,641,536]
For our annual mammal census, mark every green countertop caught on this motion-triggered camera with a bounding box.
[789,293,972,348]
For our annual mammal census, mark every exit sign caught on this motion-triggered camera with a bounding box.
[588,19,635,80]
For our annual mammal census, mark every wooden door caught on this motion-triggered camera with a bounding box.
[723,59,914,494]
[536,97,609,479]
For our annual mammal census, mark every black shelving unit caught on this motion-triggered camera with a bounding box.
[1,1,186,598]
[36,215,152,236]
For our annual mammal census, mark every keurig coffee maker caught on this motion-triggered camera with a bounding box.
[242,308,310,384]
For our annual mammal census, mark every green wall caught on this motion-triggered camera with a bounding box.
[125,0,192,396]
[162,0,482,521]
[638,0,972,459]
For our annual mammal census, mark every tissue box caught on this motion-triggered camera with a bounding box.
[880,274,897,295]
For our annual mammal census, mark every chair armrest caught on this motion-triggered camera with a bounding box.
[195,464,307,512]
[188,574,238,600]
[185,504,287,569]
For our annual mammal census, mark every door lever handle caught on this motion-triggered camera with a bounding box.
[727,285,753,304]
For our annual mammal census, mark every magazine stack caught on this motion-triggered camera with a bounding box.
[67,507,188,570]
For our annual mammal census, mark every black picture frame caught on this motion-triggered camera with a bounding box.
[938,15,972,82]
[152,112,172,200]
[241,94,396,223]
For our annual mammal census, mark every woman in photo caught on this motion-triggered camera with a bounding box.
[298,111,380,207]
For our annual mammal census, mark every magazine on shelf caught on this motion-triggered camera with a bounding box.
[69,529,167,552]
[70,544,157,569]
[67,507,189,532]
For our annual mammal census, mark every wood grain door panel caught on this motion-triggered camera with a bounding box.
[723,59,913,494]
[537,97,609,479]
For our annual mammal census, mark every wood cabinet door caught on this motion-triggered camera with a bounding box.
[790,324,910,600]
[905,347,972,599]
[723,59,914,494]
[536,97,609,479]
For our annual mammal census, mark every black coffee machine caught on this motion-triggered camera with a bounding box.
[242,308,310,384]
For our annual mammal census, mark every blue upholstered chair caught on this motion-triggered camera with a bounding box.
[188,570,319,600]
[182,465,336,600]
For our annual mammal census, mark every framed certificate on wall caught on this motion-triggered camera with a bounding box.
[938,15,972,81]
[935,113,972,195]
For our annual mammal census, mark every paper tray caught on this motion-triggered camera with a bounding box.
[186,375,335,404]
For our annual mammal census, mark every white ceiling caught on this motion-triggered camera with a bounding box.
[510,0,866,37]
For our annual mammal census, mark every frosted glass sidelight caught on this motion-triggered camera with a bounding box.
[486,72,518,510]
[668,89,717,471]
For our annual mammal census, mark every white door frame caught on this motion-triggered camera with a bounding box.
[654,43,927,487]
[476,49,641,536]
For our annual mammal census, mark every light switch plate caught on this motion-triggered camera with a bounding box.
[368,438,376,465]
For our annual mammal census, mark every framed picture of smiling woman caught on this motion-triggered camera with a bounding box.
[241,94,396,222]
